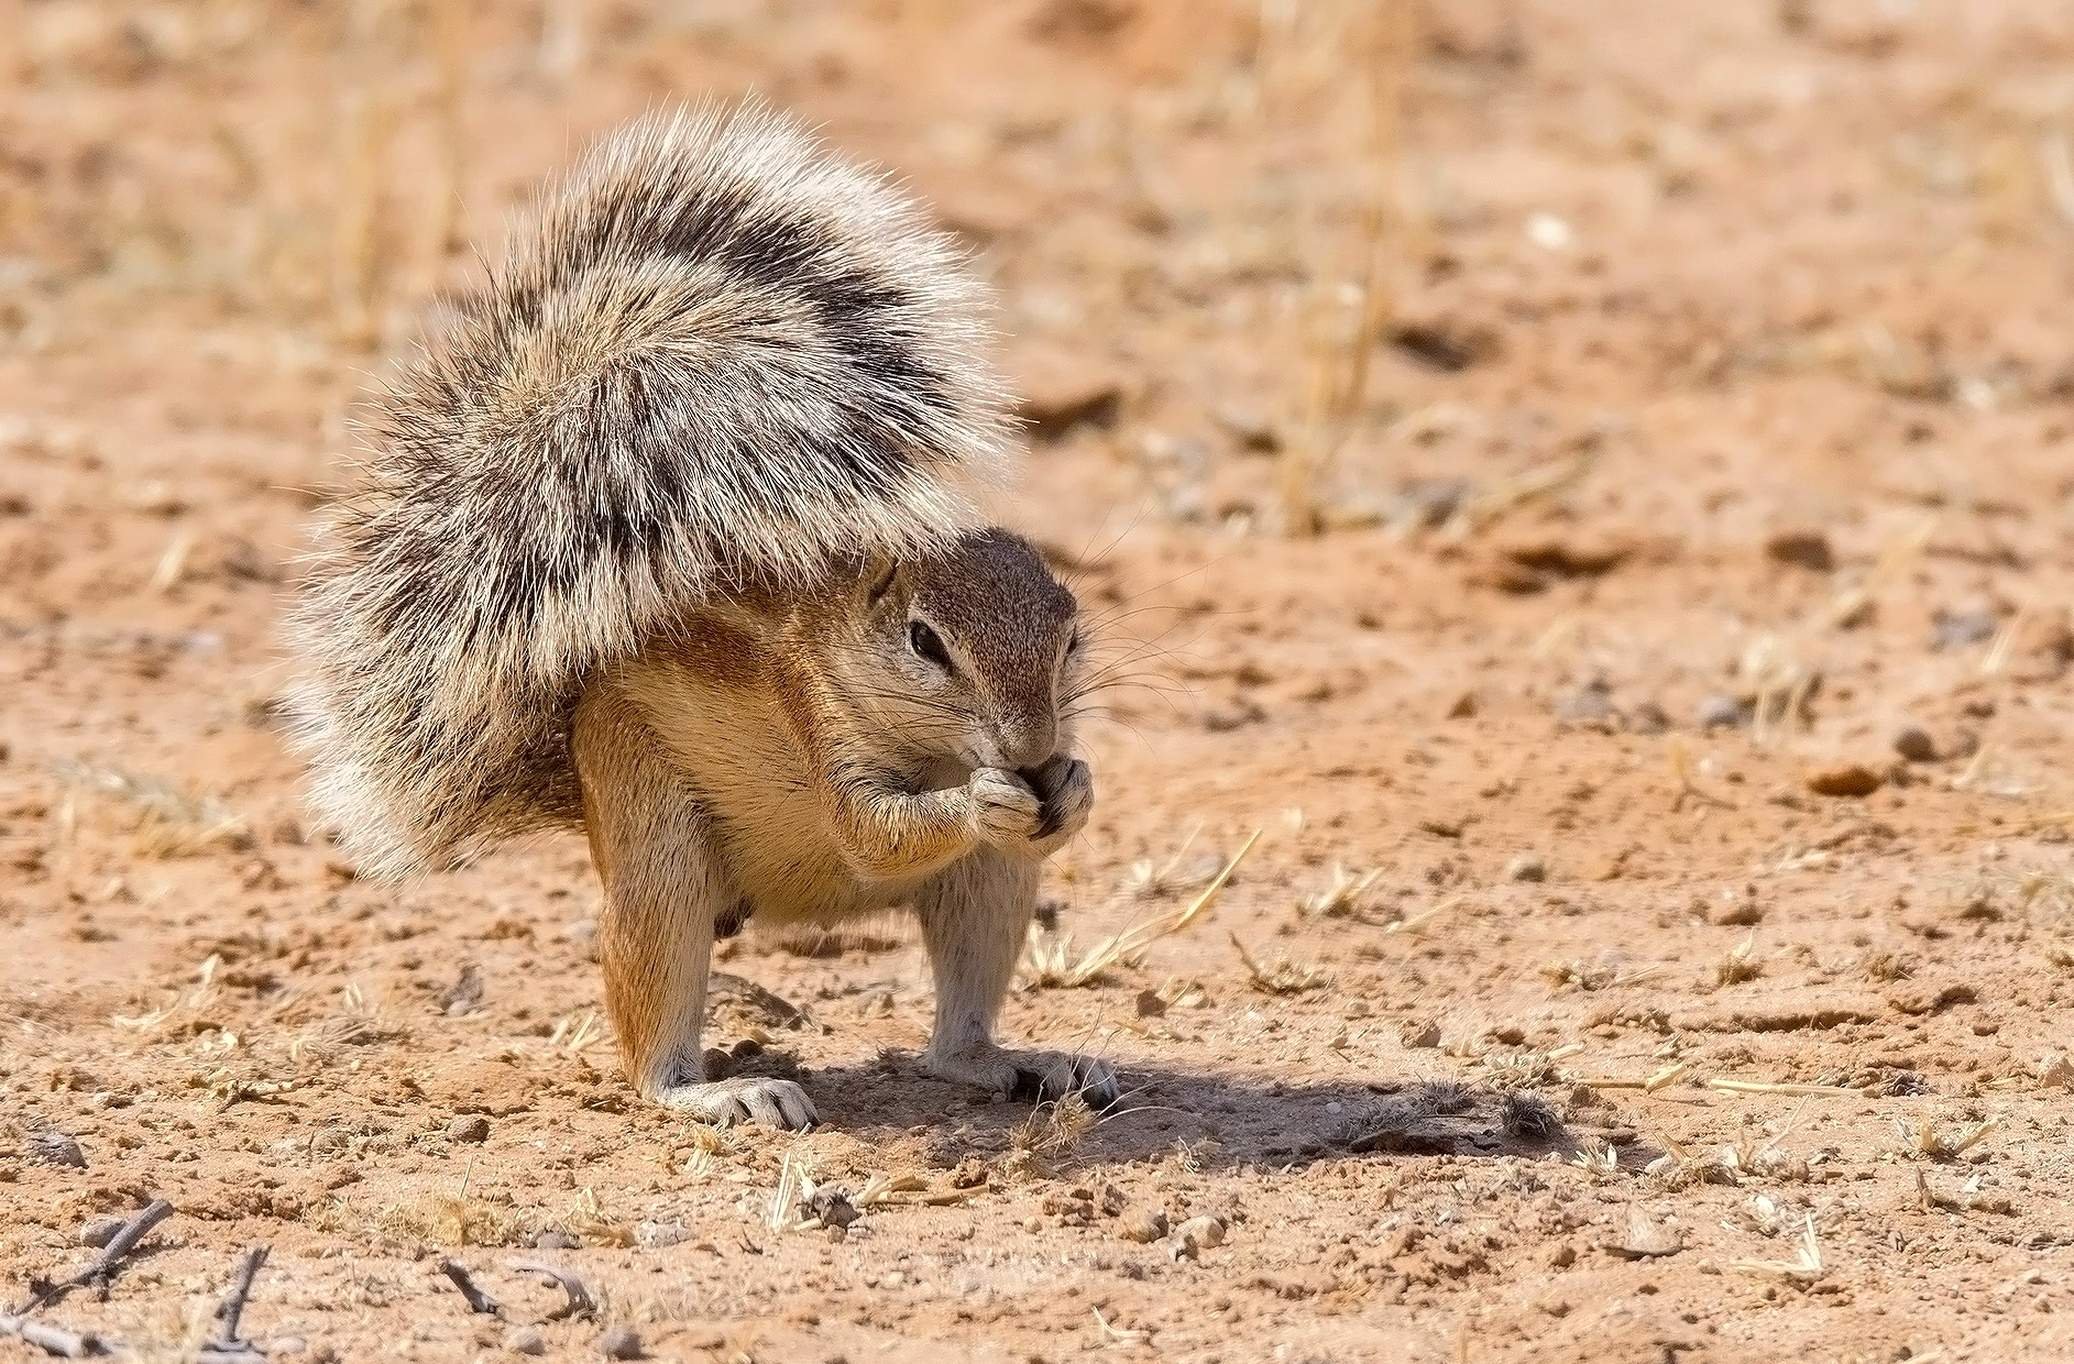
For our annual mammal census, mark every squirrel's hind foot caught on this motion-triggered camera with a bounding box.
[925,1043,1120,1110]
[655,1076,818,1129]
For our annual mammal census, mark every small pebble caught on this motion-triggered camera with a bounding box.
[1696,694,1746,730]
[1892,726,1937,763]
[1119,1202,1169,1235]
[1804,762,1883,798]
[1765,528,1834,571]
[1399,1019,1442,1049]
[1505,854,1547,883]
[1931,607,1999,652]
[446,1115,491,1143]
[599,1325,644,1361]
[1169,1214,1226,1260]
[1627,701,1670,735]
[634,1219,686,1249]
[534,1229,581,1250]
[1554,680,1616,730]
[505,1326,547,1357]
[29,1132,86,1168]
[79,1216,124,1248]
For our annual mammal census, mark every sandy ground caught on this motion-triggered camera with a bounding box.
[6,2,2074,1360]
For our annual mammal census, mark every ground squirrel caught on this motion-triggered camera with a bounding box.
[288,104,1115,1128]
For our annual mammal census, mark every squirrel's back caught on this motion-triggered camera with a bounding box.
[287,103,1013,878]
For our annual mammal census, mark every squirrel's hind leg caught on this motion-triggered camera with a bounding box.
[573,687,817,1130]
[915,850,1120,1109]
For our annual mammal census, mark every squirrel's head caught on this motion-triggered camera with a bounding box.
[843,528,1085,775]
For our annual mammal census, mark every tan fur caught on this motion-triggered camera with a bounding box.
[572,535,1113,1125]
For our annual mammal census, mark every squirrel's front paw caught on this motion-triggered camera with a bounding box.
[1024,755,1093,845]
[966,767,1045,850]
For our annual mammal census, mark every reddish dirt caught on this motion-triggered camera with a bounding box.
[6,3,2074,1361]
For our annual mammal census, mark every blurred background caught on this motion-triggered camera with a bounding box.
[6,4,2074,1361]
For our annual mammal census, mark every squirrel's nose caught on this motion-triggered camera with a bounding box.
[994,716,1057,773]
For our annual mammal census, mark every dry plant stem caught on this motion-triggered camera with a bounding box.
[0,1314,120,1358]
[1705,1078,1860,1097]
[506,1261,596,1321]
[211,1246,270,1347]
[17,1198,174,1314]
[438,1259,502,1317]
[1279,1,1414,535]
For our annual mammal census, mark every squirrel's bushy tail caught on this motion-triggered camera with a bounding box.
[286,103,1013,878]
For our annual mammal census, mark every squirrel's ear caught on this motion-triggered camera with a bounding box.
[861,552,900,608]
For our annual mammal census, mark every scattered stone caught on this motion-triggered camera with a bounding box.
[439,962,485,1016]
[534,1229,581,1251]
[1505,854,1547,883]
[1605,1208,1683,1259]
[1388,477,1472,529]
[1169,1214,1226,1260]
[1445,690,1478,720]
[803,1187,860,1231]
[1804,762,1884,798]
[29,1131,86,1168]
[446,1115,491,1144]
[1399,1019,1442,1049]
[1388,320,1496,373]
[1627,701,1671,735]
[1118,1206,1168,1244]
[1931,607,1999,652]
[1765,528,1834,571]
[1554,680,1616,730]
[1891,726,1937,763]
[1696,694,1747,730]
[506,1326,547,1357]
[634,1219,687,1249]
[2040,1056,2074,1090]
[1134,989,1167,1018]
[1211,404,1280,454]
[79,1216,125,1248]
[599,1325,644,1361]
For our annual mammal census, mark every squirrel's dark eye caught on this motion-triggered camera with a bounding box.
[1066,629,1084,656]
[908,619,952,670]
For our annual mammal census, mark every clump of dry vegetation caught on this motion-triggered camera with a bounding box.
[1023,829,1260,989]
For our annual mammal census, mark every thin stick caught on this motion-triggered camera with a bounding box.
[211,1246,270,1346]
[0,1314,119,1358]
[1705,1078,1860,1097]
[506,1260,596,1321]
[438,1259,502,1317]
[17,1198,174,1314]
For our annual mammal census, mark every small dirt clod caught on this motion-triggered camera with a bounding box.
[1118,1206,1168,1243]
[446,1114,491,1143]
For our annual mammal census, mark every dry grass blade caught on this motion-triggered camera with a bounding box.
[1713,932,1763,986]
[1229,933,1331,994]
[1668,739,1736,811]
[1895,1117,1998,1162]
[1705,1078,1860,1097]
[1023,828,1262,988]
[1729,1214,1825,1284]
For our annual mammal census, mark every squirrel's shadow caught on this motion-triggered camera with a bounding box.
[743,1051,1600,1173]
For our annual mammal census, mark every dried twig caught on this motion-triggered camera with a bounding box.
[506,1261,596,1321]
[0,1314,119,1358]
[438,1258,502,1317]
[210,1246,269,1348]
[17,1199,174,1314]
